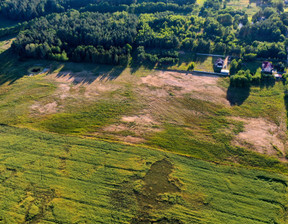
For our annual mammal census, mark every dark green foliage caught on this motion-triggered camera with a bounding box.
[217,13,233,26]
[12,11,137,65]
[230,59,242,75]
[187,62,195,71]
[251,69,262,85]
[5,0,288,64]
[275,62,286,73]
[243,53,257,62]
[230,70,252,87]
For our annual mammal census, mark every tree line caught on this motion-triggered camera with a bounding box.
[0,0,196,21]
[7,0,288,66]
[12,11,137,65]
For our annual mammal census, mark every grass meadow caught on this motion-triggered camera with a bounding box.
[0,125,288,223]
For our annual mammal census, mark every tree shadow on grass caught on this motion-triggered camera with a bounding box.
[227,86,251,106]
[52,63,126,85]
[260,78,275,89]
[0,49,126,86]
[284,93,288,129]
[129,56,157,74]
[227,78,276,106]
[0,50,27,85]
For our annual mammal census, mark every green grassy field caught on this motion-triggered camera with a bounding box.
[0,125,288,224]
[0,28,288,223]
[0,50,286,172]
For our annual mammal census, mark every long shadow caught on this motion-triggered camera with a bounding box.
[194,54,209,64]
[260,77,275,89]
[284,92,288,129]
[227,77,276,106]
[227,86,251,106]
[130,56,156,74]
[0,49,126,86]
[130,51,207,75]
[53,62,125,85]
[0,49,26,85]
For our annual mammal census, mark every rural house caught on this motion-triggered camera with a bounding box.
[261,61,273,73]
[215,58,224,68]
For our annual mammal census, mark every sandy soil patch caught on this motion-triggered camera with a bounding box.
[103,114,161,143]
[48,71,121,100]
[140,71,229,105]
[31,102,59,114]
[120,136,145,144]
[56,83,70,100]
[121,114,156,124]
[232,117,287,159]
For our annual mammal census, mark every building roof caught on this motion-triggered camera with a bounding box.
[215,58,224,68]
[215,58,224,64]
[262,61,273,73]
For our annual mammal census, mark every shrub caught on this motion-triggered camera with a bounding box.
[187,62,195,71]
[274,62,286,73]
[243,53,257,62]
[230,70,252,87]
[252,68,261,85]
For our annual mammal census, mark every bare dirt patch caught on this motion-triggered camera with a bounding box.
[42,69,230,143]
[232,117,287,159]
[103,114,161,143]
[140,71,229,105]
[56,83,71,100]
[47,71,121,100]
[121,114,156,125]
[31,102,59,115]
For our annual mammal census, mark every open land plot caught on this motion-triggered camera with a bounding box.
[0,55,287,170]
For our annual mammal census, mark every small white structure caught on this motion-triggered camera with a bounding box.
[221,69,230,76]
[274,74,283,80]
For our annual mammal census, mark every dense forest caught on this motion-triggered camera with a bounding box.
[0,0,287,67]
[12,11,138,65]
[0,0,196,20]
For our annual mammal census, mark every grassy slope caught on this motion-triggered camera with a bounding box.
[0,125,287,224]
[0,51,287,174]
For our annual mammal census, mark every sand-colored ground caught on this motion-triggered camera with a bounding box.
[232,117,287,159]
[140,71,229,105]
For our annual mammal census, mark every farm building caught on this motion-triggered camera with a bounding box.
[262,61,273,73]
[215,58,224,68]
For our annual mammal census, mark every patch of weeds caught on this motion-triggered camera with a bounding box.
[127,121,136,128]
[117,130,136,137]
[41,100,134,135]
[272,144,284,157]
[157,193,184,205]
